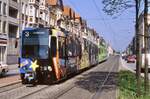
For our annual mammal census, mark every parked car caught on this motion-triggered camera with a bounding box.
[0,64,9,77]
[127,55,136,63]
[122,55,128,60]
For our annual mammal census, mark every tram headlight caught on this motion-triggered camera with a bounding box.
[41,66,52,71]
[48,66,52,71]
[44,66,47,71]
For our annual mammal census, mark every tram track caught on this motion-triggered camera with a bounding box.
[91,56,118,99]
[19,56,118,99]
[54,56,118,99]
[16,85,50,99]
[0,56,118,99]
[14,58,109,99]
[0,81,22,93]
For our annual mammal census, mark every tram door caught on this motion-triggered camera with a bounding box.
[58,36,67,76]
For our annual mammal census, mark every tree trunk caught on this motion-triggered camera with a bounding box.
[135,0,141,96]
[144,0,149,95]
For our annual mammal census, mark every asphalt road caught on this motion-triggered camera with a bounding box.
[0,55,120,99]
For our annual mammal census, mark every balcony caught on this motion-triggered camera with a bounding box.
[8,16,19,25]
[0,33,7,40]
[9,0,19,9]
[39,5,46,10]
[29,0,39,6]
[39,18,45,25]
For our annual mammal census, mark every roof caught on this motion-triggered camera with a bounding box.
[63,6,71,16]
[75,13,80,19]
[47,0,63,10]
[75,13,82,23]
[71,10,75,20]
[47,0,57,6]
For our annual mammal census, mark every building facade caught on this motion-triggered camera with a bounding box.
[0,0,8,65]
[0,0,107,65]
[138,12,150,67]
[0,0,20,64]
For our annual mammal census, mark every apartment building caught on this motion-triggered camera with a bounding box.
[0,0,20,64]
[48,0,63,28]
[0,0,102,65]
[63,6,75,33]
[24,0,49,28]
[0,0,51,64]
[21,0,29,30]
[74,13,82,36]
[138,12,150,67]
[7,0,21,64]
[0,0,8,65]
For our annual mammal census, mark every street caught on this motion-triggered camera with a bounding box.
[0,55,120,99]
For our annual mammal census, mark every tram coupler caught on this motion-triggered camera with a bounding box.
[24,71,36,85]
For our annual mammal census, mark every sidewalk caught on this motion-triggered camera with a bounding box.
[0,75,20,87]
[8,64,18,70]
[0,64,20,87]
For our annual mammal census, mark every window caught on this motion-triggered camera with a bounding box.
[58,37,66,58]
[3,21,6,33]
[3,3,6,15]
[0,1,1,14]
[30,6,32,9]
[0,20,2,32]
[0,20,1,32]
[0,46,6,63]
[25,4,27,15]
[22,2,24,13]
[12,0,18,2]
[51,37,57,57]
[29,17,33,22]
[22,29,49,59]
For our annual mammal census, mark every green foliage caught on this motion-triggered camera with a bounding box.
[118,71,150,99]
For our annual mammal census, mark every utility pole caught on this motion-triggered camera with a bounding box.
[144,0,149,95]
[135,0,141,96]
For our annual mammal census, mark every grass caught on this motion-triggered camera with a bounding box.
[118,70,150,99]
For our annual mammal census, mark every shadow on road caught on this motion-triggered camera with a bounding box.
[75,71,118,93]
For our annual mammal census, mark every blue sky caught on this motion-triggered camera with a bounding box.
[63,0,135,52]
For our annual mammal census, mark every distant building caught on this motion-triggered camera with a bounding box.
[138,12,150,67]
[107,44,114,56]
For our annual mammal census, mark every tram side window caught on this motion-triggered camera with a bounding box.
[51,37,57,57]
[76,39,81,56]
[58,37,66,58]
[84,39,88,51]
[67,37,75,57]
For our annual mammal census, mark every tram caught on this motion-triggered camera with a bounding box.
[18,28,108,84]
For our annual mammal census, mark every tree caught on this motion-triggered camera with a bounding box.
[102,0,142,96]
[144,0,149,95]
